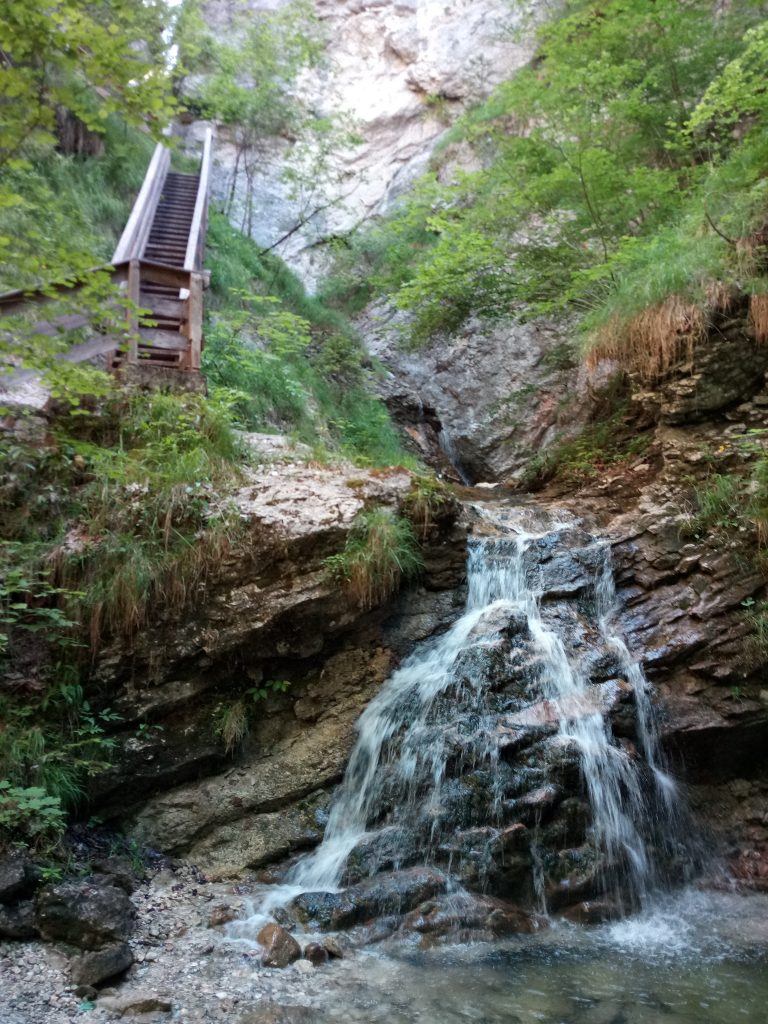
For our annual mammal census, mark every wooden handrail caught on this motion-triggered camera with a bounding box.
[112,142,171,264]
[184,127,213,272]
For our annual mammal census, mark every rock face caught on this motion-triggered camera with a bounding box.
[359,302,622,484]
[600,431,768,887]
[184,0,536,285]
[89,459,465,877]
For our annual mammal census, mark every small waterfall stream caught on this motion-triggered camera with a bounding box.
[236,507,688,938]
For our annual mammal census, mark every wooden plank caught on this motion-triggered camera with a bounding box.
[112,144,171,263]
[139,295,185,318]
[28,313,90,337]
[138,262,190,290]
[138,328,186,350]
[60,336,122,363]
[184,127,213,272]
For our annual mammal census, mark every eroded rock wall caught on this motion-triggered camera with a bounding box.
[89,456,466,877]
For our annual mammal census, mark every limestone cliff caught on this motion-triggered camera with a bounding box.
[183,0,535,286]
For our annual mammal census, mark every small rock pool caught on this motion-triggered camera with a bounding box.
[298,890,768,1024]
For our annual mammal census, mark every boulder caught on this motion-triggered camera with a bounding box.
[207,903,238,928]
[0,900,38,940]
[35,881,134,949]
[0,853,32,904]
[97,990,173,1016]
[257,923,301,968]
[403,893,536,939]
[289,868,447,931]
[302,942,329,966]
[70,941,134,986]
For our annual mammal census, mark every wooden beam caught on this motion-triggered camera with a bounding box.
[138,329,186,350]
[187,272,204,370]
[127,260,141,365]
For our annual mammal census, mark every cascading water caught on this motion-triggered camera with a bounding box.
[234,508,688,939]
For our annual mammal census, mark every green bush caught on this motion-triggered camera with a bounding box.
[0,783,66,848]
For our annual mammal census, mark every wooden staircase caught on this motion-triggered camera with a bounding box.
[111,131,212,372]
[0,130,212,379]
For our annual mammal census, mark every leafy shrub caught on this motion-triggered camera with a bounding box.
[0,782,66,848]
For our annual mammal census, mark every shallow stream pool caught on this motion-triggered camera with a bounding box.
[304,891,768,1024]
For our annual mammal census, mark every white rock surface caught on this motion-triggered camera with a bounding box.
[184,0,537,285]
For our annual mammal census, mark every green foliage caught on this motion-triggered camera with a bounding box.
[741,600,768,672]
[320,1,768,355]
[0,117,155,292]
[0,782,66,848]
[683,474,742,537]
[324,507,423,609]
[0,1,176,285]
[204,212,416,467]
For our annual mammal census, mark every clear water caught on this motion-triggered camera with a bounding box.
[305,891,768,1024]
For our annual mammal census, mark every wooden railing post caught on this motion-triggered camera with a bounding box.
[127,259,141,365]
[187,272,204,370]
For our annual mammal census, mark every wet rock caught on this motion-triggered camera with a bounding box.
[97,990,172,1016]
[562,899,625,924]
[303,942,329,965]
[403,893,536,940]
[257,923,302,968]
[207,903,238,927]
[69,941,133,986]
[0,899,38,939]
[289,868,448,930]
[35,880,134,949]
[0,852,32,903]
[321,937,345,959]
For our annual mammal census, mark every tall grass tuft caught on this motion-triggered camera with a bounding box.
[324,507,423,610]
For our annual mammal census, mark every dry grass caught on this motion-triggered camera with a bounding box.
[588,295,707,383]
[749,294,768,344]
[49,517,246,652]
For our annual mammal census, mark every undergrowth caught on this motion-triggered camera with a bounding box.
[204,212,417,467]
[324,507,423,610]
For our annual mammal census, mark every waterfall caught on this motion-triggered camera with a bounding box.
[242,512,686,930]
